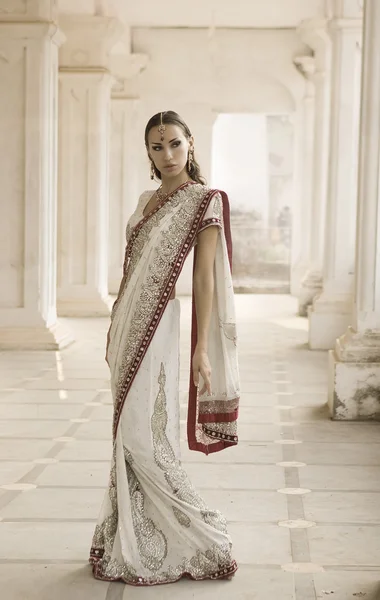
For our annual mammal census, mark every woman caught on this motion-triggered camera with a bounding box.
[89,111,240,586]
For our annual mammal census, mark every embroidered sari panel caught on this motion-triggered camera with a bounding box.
[108,182,240,453]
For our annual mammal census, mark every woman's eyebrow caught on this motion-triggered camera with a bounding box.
[151,137,179,145]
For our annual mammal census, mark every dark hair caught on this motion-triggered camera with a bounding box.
[144,111,206,185]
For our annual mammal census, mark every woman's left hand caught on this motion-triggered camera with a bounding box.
[192,347,212,395]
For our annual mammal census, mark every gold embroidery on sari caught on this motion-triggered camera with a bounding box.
[152,363,206,510]
[125,453,168,573]
[199,397,239,414]
[201,509,228,534]
[95,541,236,584]
[152,363,227,537]
[172,506,191,528]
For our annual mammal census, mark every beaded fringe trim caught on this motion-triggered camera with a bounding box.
[202,425,238,443]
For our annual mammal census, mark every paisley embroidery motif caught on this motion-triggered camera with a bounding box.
[172,506,191,528]
[151,363,227,536]
[125,455,168,573]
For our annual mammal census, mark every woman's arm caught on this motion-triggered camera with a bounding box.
[192,225,219,395]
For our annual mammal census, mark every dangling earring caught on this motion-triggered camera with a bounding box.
[188,148,194,172]
[150,161,155,180]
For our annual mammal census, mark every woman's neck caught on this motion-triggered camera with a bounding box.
[160,172,192,195]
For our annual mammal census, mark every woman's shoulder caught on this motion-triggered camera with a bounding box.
[192,183,224,194]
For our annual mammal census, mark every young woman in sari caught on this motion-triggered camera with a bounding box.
[89,111,240,586]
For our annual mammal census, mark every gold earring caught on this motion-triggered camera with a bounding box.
[150,161,155,180]
[188,149,194,171]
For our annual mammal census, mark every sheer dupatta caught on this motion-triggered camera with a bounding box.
[108,182,240,453]
[188,190,240,454]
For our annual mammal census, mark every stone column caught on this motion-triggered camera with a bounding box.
[57,16,122,316]
[297,21,332,316]
[309,18,362,349]
[328,0,380,420]
[0,6,72,349]
[107,51,147,294]
[291,57,316,298]
[108,97,139,293]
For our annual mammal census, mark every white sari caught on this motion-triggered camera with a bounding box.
[90,182,240,585]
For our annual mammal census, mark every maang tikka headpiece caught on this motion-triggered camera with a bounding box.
[158,112,166,142]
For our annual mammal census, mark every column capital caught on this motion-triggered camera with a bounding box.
[293,55,316,79]
[0,21,65,46]
[298,19,332,71]
[0,0,58,22]
[58,69,114,91]
[59,14,124,71]
[298,18,331,50]
[326,0,363,20]
[328,18,362,31]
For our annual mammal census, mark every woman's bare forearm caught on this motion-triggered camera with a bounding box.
[193,274,214,351]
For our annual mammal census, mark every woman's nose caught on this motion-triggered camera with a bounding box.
[163,147,173,160]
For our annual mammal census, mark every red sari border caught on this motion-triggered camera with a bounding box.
[112,186,219,441]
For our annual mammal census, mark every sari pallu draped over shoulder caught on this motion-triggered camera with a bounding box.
[107,181,240,454]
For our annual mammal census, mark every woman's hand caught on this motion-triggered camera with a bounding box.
[192,346,212,395]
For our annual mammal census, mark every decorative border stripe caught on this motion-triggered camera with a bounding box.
[202,425,238,443]
[198,217,222,233]
[198,406,239,423]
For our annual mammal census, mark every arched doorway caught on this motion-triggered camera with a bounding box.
[211,113,294,293]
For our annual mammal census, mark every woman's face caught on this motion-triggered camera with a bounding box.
[147,124,192,179]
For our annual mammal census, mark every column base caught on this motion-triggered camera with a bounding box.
[290,260,308,298]
[57,290,113,317]
[308,295,352,350]
[298,269,323,316]
[328,327,380,420]
[0,321,74,351]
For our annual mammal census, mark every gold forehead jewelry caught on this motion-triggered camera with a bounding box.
[158,112,166,141]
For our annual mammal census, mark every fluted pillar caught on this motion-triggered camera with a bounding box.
[57,16,122,316]
[291,57,316,297]
[0,3,72,349]
[329,0,380,420]
[309,18,362,349]
[107,51,147,294]
[108,98,139,293]
[297,21,332,316]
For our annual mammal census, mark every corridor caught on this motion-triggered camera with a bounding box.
[0,295,379,600]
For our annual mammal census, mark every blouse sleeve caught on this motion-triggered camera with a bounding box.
[198,191,223,233]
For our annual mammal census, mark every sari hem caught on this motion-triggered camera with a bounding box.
[187,438,237,454]
[89,557,238,586]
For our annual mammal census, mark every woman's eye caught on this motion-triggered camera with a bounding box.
[172,141,181,147]
[152,147,161,151]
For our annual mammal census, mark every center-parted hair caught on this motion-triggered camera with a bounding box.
[145,111,206,185]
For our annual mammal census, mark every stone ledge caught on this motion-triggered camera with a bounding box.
[0,322,74,351]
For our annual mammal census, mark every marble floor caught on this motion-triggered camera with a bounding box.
[1,295,380,600]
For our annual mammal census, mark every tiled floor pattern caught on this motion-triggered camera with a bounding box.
[0,295,380,599]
